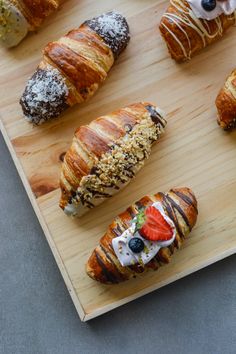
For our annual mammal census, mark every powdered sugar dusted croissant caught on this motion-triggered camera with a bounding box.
[159,0,236,62]
[20,11,130,124]
[86,187,198,284]
[0,0,61,47]
[59,102,167,217]
[216,69,236,130]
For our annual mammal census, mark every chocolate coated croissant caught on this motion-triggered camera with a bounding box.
[59,102,166,217]
[20,11,130,124]
[216,69,236,130]
[87,187,198,284]
[0,0,62,47]
[159,0,236,62]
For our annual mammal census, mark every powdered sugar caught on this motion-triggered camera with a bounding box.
[20,65,69,124]
[91,12,127,37]
[86,11,130,57]
[20,11,130,124]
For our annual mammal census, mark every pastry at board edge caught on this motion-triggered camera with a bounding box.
[216,69,236,130]
[86,187,198,284]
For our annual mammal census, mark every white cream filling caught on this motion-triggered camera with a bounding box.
[64,202,80,217]
[0,0,29,47]
[112,202,176,267]
[63,108,166,217]
[188,0,236,20]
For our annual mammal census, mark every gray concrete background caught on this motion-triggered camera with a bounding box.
[0,131,236,354]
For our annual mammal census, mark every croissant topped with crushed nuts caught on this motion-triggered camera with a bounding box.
[87,187,198,284]
[20,11,130,124]
[59,102,167,217]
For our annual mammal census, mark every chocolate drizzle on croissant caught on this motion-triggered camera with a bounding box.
[86,187,198,284]
[159,0,236,62]
[216,69,236,130]
[59,102,167,217]
[20,11,130,124]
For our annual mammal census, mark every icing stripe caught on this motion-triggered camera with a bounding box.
[172,189,198,213]
[161,22,189,58]
[166,194,191,229]
[161,0,236,60]
[95,251,119,283]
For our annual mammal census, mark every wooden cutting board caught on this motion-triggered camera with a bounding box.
[1,0,236,321]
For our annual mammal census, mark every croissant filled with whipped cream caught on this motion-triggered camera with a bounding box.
[216,69,236,130]
[86,187,198,284]
[0,0,63,47]
[159,0,236,62]
[59,102,166,217]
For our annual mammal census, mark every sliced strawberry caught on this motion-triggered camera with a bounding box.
[140,206,173,241]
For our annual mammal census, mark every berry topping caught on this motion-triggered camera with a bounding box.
[140,206,173,241]
[201,0,216,12]
[128,237,145,253]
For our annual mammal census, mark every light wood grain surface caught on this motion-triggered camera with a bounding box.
[0,0,236,321]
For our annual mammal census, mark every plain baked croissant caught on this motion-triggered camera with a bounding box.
[216,69,236,130]
[159,0,236,62]
[86,187,198,284]
[0,0,63,47]
[20,11,130,124]
[59,102,167,217]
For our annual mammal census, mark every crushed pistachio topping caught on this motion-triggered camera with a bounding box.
[118,244,123,254]
[71,110,165,208]
[0,1,11,28]
[0,0,28,46]
[134,209,145,233]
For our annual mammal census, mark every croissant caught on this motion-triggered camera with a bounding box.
[159,0,236,62]
[0,0,63,47]
[86,187,198,284]
[59,102,167,217]
[216,69,236,130]
[20,11,130,124]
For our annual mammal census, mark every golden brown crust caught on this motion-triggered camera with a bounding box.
[216,69,236,130]
[86,187,198,284]
[59,103,166,215]
[43,24,114,106]
[44,43,105,101]
[16,0,60,29]
[59,103,148,209]
[66,25,113,64]
[159,0,236,62]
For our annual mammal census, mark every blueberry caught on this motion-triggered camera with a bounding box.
[128,237,145,253]
[201,0,216,12]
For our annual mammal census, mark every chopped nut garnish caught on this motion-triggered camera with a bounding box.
[71,111,165,208]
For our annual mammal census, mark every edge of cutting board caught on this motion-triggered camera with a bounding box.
[1,115,236,321]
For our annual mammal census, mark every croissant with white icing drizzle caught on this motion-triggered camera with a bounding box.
[159,0,236,62]
[0,0,62,47]
[216,69,236,130]
[86,187,198,284]
[20,11,130,124]
[59,102,166,217]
